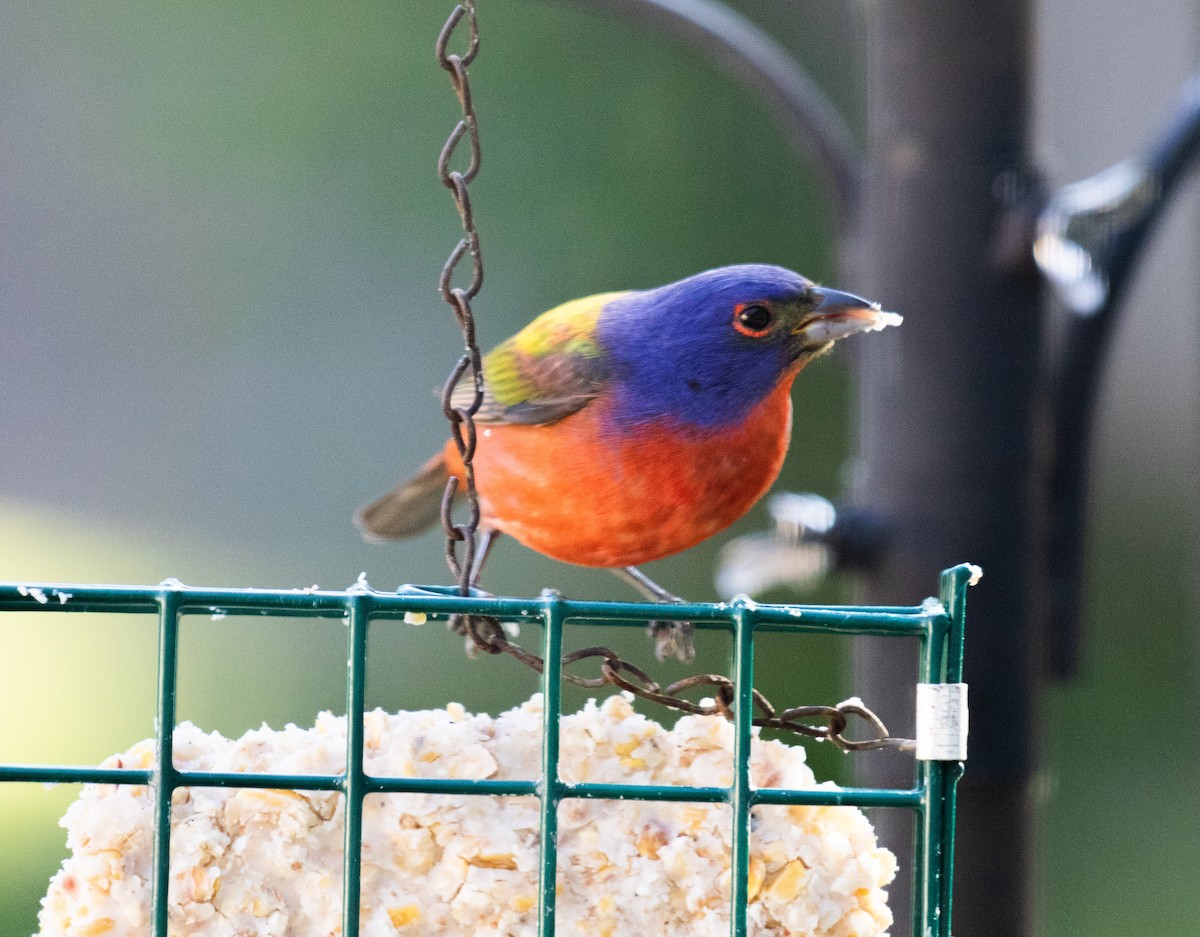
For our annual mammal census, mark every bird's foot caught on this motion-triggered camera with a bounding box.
[647,619,695,663]
[613,566,695,662]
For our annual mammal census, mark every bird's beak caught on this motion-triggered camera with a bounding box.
[796,287,903,343]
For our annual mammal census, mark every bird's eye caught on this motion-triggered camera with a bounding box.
[733,303,774,338]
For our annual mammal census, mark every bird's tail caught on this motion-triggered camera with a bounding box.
[354,453,451,542]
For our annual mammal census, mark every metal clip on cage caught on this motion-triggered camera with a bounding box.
[0,563,972,937]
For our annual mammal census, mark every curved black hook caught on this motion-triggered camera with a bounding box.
[1037,74,1200,677]
[555,0,864,216]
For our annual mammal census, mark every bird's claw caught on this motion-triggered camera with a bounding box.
[648,619,695,663]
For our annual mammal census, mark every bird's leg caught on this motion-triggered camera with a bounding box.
[469,528,501,589]
[613,566,695,663]
[615,566,682,603]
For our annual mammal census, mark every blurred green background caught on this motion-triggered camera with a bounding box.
[1,3,1196,936]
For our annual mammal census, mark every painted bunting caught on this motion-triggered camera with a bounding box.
[356,264,900,659]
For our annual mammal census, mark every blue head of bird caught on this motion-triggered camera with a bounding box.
[597,264,898,431]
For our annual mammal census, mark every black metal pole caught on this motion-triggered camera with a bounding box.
[851,3,1040,935]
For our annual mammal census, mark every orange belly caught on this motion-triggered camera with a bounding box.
[444,377,795,567]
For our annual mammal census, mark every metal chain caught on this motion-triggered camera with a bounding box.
[428,1,908,754]
[457,616,913,753]
[436,1,486,598]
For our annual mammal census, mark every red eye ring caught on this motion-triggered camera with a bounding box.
[733,302,775,338]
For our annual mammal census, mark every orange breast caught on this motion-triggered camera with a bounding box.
[444,376,796,568]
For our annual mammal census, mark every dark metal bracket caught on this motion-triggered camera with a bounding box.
[1034,74,1200,676]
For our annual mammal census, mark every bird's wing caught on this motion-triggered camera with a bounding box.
[449,291,627,425]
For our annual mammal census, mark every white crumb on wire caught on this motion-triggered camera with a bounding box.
[36,694,896,937]
[19,585,50,604]
[16,585,70,605]
[966,564,983,586]
[920,597,946,617]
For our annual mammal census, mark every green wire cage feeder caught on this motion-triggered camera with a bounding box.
[0,564,972,937]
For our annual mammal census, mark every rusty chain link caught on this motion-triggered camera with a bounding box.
[436,0,486,600]
[429,2,910,754]
[450,616,913,753]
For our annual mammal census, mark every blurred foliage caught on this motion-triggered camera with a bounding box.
[1041,475,1200,937]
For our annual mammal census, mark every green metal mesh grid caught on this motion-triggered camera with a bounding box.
[0,563,970,937]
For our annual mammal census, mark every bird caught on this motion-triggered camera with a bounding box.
[356,264,900,660]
